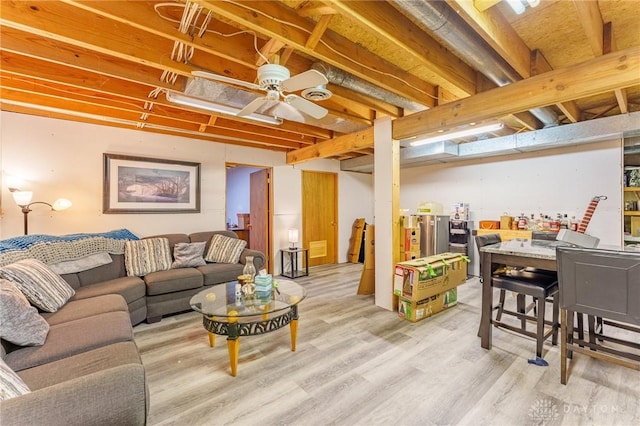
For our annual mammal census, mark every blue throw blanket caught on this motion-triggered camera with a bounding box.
[0,229,139,267]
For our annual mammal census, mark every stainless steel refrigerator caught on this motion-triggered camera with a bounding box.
[418,215,450,257]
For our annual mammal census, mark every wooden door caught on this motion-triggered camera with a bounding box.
[302,171,338,267]
[250,168,272,272]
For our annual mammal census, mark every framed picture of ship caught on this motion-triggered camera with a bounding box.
[103,154,200,213]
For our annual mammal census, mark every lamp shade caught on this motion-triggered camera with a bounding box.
[52,198,72,211]
[12,191,33,206]
[288,228,299,244]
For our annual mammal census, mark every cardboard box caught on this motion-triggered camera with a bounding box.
[479,220,501,229]
[400,215,419,228]
[398,288,458,322]
[400,227,420,252]
[393,253,467,301]
[400,251,421,261]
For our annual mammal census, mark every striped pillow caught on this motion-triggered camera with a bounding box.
[0,259,75,313]
[0,358,30,401]
[124,238,172,276]
[204,234,246,264]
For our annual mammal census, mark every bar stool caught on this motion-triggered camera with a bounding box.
[475,234,560,358]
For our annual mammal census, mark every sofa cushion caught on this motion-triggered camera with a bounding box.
[3,311,133,372]
[190,230,237,256]
[144,268,203,296]
[76,254,126,286]
[0,259,75,313]
[42,294,129,326]
[171,242,206,268]
[48,252,113,275]
[0,363,147,426]
[17,341,141,391]
[124,238,172,277]
[145,233,190,251]
[0,357,30,400]
[71,276,145,305]
[0,280,49,346]
[204,234,246,264]
[197,263,244,286]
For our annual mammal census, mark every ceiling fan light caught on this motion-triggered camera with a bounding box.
[301,85,332,101]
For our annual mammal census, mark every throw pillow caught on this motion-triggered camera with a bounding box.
[48,252,113,275]
[171,242,207,269]
[0,280,49,346]
[0,259,75,313]
[204,234,246,264]
[124,238,172,276]
[0,358,30,401]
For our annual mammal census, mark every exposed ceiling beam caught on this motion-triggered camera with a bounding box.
[531,50,582,123]
[195,0,437,108]
[447,0,531,79]
[63,0,259,70]
[305,14,333,50]
[393,46,640,140]
[287,127,374,164]
[603,22,628,114]
[473,0,501,13]
[329,0,477,97]
[572,0,604,56]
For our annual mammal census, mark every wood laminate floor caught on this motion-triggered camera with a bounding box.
[134,263,640,426]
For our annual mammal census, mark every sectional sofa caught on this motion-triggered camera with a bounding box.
[57,230,266,325]
[0,229,266,425]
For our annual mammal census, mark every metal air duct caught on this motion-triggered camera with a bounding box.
[393,0,558,127]
[311,62,428,113]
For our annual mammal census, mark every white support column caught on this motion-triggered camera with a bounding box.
[373,116,398,310]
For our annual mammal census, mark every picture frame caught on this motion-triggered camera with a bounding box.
[103,154,201,214]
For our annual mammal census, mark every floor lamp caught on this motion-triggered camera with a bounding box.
[9,188,72,235]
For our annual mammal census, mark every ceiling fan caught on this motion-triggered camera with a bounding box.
[192,64,331,120]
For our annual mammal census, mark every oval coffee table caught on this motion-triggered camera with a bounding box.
[190,279,306,376]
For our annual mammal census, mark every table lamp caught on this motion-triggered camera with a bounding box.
[288,228,299,249]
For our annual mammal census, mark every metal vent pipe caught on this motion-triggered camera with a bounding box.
[394,0,558,127]
[311,62,428,113]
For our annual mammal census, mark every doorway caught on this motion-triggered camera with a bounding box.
[226,163,273,272]
[301,171,338,267]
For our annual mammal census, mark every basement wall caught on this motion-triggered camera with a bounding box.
[399,139,622,276]
[0,112,375,273]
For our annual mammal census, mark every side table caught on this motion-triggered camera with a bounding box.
[281,247,309,279]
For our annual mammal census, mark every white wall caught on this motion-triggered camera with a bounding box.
[0,112,375,272]
[225,166,259,226]
[399,139,623,275]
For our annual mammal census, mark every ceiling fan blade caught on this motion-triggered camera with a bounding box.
[284,94,329,119]
[238,97,269,117]
[192,70,260,91]
[281,69,328,92]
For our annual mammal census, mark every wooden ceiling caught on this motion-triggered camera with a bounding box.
[1,0,639,164]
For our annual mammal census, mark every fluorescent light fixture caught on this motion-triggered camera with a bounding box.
[409,123,504,147]
[505,0,526,14]
[527,0,540,7]
[166,91,283,125]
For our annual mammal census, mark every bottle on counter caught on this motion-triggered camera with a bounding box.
[561,214,569,229]
[518,213,528,230]
[571,216,578,231]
